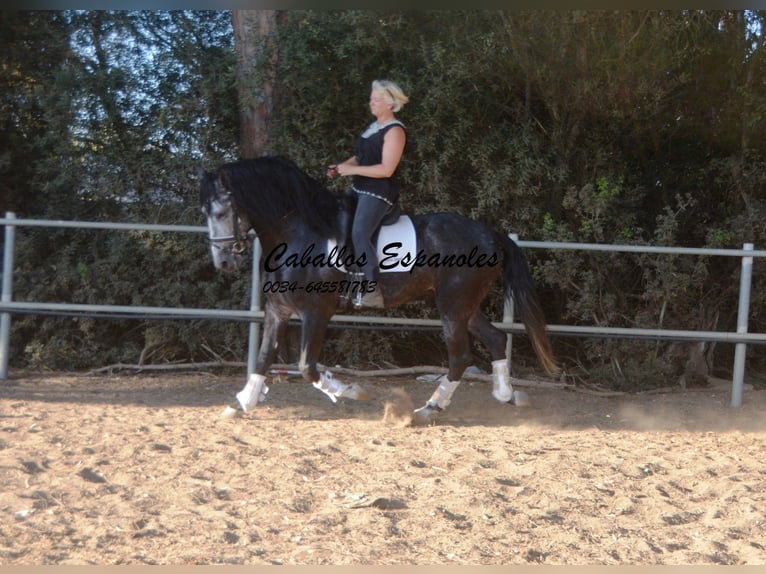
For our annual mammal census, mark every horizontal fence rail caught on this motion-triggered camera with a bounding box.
[1,213,761,407]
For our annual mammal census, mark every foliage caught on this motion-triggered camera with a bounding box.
[3,11,242,369]
[3,10,766,389]
[267,10,766,385]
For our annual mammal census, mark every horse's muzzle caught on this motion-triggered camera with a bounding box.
[211,245,245,272]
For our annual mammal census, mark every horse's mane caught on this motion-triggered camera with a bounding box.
[219,156,341,239]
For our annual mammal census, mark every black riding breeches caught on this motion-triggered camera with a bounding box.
[351,192,393,283]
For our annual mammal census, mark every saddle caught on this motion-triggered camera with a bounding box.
[327,190,415,294]
[331,192,416,310]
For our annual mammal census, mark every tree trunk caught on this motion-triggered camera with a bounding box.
[231,10,277,158]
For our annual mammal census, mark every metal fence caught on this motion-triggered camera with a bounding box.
[2,212,764,407]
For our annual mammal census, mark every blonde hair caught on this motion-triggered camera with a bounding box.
[372,80,409,112]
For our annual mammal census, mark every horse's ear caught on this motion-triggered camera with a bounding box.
[218,167,231,191]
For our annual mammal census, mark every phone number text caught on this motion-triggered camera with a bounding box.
[262,280,377,295]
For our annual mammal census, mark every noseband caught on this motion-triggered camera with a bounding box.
[208,234,248,255]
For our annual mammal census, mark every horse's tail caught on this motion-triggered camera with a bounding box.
[500,233,559,375]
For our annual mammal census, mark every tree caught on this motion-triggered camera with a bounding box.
[5,10,244,370]
[232,10,278,158]
[0,11,73,216]
[256,10,766,384]
[6,10,766,387]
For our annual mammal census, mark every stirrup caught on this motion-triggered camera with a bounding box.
[353,288,384,309]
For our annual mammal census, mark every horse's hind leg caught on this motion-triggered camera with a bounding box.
[468,310,529,407]
[222,302,290,418]
[411,309,473,426]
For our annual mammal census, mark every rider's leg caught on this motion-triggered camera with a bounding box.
[350,193,391,308]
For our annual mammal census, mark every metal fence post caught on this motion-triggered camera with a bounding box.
[246,238,262,378]
[1,212,16,380]
[504,234,518,372]
[731,242,753,408]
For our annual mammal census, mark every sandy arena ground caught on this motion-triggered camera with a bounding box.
[1,369,765,565]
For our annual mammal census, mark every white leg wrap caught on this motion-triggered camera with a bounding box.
[312,371,347,403]
[491,359,513,403]
[428,375,461,410]
[236,373,269,412]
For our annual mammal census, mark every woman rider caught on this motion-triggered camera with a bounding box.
[327,79,409,309]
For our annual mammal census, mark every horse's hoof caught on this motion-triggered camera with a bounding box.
[340,383,373,401]
[509,390,530,407]
[410,404,441,426]
[220,405,242,419]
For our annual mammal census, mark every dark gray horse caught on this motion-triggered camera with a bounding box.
[199,156,557,425]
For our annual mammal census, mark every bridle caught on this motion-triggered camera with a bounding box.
[206,191,251,256]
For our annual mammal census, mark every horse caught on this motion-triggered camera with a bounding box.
[199,155,557,425]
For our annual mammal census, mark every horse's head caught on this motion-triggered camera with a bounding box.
[199,167,250,273]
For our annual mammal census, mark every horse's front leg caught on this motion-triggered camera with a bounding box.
[299,307,371,403]
[221,301,290,418]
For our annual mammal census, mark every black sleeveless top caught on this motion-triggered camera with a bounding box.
[352,120,405,204]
